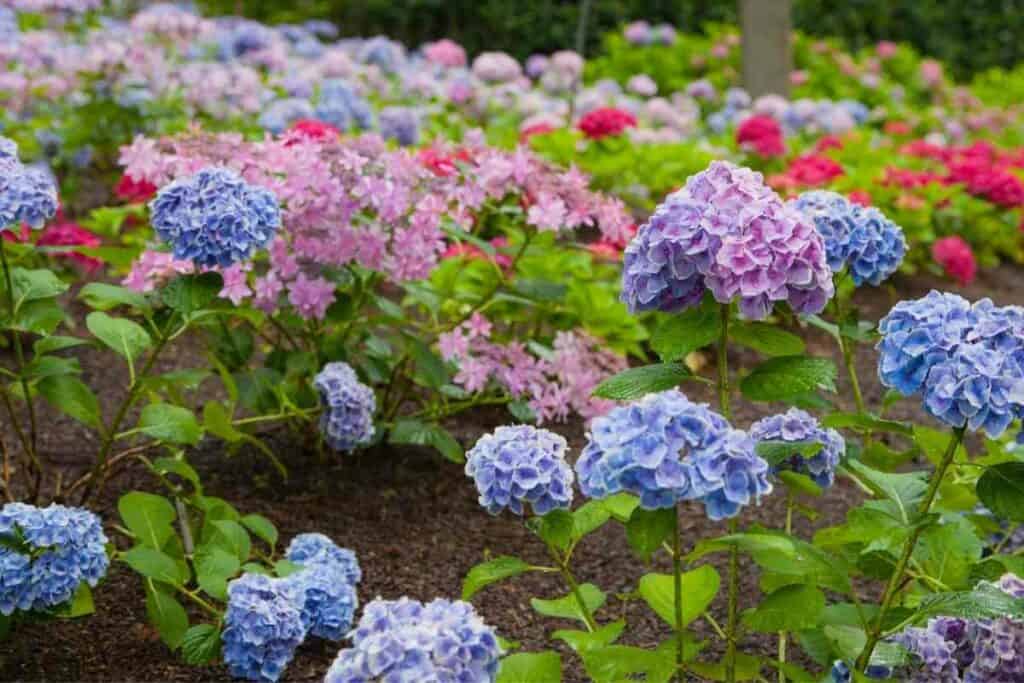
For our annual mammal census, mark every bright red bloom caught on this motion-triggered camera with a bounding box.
[932,236,976,286]
[813,135,844,153]
[946,158,1024,208]
[286,119,341,144]
[114,174,157,203]
[883,121,912,136]
[848,189,872,206]
[736,115,785,158]
[36,221,104,273]
[577,108,637,140]
[418,148,458,177]
[768,154,843,192]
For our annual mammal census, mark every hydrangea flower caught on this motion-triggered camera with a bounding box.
[324,597,502,683]
[0,137,58,231]
[378,106,420,147]
[221,574,307,682]
[621,161,834,320]
[749,408,845,487]
[149,167,281,268]
[576,390,772,517]
[891,617,971,682]
[315,80,373,132]
[0,503,109,615]
[259,98,315,134]
[285,532,361,586]
[282,563,357,641]
[465,426,574,516]
[790,190,906,286]
[877,291,1024,437]
[313,362,376,452]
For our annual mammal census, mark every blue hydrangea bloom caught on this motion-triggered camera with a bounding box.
[877,291,1024,437]
[790,190,906,286]
[839,99,871,124]
[259,98,314,134]
[576,390,772,518]
[0,503,109,616]
[217,20,277,60]
[149,167,281,268]
[356,36,405,73]
[749,408,845,487]
[313,362,376,453]
[324,597,502,683]
[465,426,574,516]
[221,573,307,683]
[285,532,361,586]
[891,617,971,682]
[0,137,58,231]
[282,563,357,641]
[315,80,373,132]
[378,107,420,147]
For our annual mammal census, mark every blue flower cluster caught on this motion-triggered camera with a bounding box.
[315,80,373,132]
[576,390,772,518]
[465,426,574,516]
[285,533,361,586]
[222,574,307,683]
[790,190,906,286]
[149,167,281,268]
[378,106,421,147]
[325,597,502,683]
[356,36,405,73]
[283,533,361,640]
[0,503,109,616]
[259,98,315,134]
[877,291,1024,437]
[891,617,971,682]
[749,407,845,487]
[0,137,58,231]
[313,362,376,453]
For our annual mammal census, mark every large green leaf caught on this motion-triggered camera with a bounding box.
[592,362,692,401]
[180,624,221,666]
[650,303,720,361]
[11,267,68,306]
[582,644,677,683]
[626,507,676,561]
[730,323,805,357]
[389,419,464,463]
[637,565,720,628]
[531,584,605,624]
[118,492,176,548]
[742,584,824,632]
[463,556,533,600]
[844,460,927,525]
[240,514,278,548]
[914,582,1024,621]
[496,652,561,683]
[122,546,187,586]
[136,403,203,445]
[161,272,223,315]
[211,519,252,563]
[145,581,188,649]
[36,375,101,429]
[79,283,151,313]
[86,311,151,361]
[552,621,625,654]
[195,548,240,601]
[740,356,837,402]
[977,462,1024,522]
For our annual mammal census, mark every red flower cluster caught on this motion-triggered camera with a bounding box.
[577,108,637,140]
[736,115,785,158]
[114,173,157,203]
[932,236,976,286]
[2,211,103,273]
[285,119,341,144]
[881,167,944,189]
[946,158,1024,208]
[898,140,1024,207]
[768,154,843,192]
[848,189,873,206]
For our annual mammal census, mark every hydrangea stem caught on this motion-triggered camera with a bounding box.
[854,426,966,672]
[718,303,739,683]
[547,544,597,632]
[778,493,795,683]
[831,297,866,415]
[718,304,731,420]
[672,507,687,681]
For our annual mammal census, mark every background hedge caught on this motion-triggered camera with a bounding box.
[198,0,1024,80]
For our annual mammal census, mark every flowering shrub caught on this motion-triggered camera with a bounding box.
[222,574,306,682]
[933,235,978,285]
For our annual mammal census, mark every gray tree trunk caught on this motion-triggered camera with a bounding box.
[740,0,793,98]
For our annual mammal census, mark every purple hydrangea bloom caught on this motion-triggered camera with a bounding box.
[621,161,834,320]
[623,21,653,45]
[324,597,502,683]
[149,167,281,268]
[749,407,845,487]
[790,190,906,286]
[259,98,315,134]
[0,137,58,231]
[221,573,307,682]
[357,36,405,73]
[282,563,357,641]
[285,532,361,586]
[315,79,373,132]
[313,362,376,453]
[654,23,677,45]
[378,106,420,147]
[576,390,772,518]
[465,426,574,516]
[0,503,108,616]
[963,574,1024,682]
[892,619,968,682]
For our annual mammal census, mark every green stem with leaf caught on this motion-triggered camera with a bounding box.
[718,304,740,683]
[777,492,795,683]
[546,543,597,632]
[671,507,687,681]
[831,296,866,415]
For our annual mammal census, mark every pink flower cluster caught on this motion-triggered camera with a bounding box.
[736,115,785,158]
[932,236,977,286]
[768,154,845,193]
[120,130,631,319]
[899,140,1024,208]
[438,314,626,423]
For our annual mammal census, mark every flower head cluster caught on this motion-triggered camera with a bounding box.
[285,533,362,586]
[576,390,771,517]
[749,408,845,487]
[315,80,373,132]
[465,426,574,516]
[422,39,466,68]
[578,107,637,140]
[313,362,376,453]
[790,190,906,286]
[877,291,1024,437]
[621,161,834,320]
[0,503,108,616]
[933,236,977,286]
[149,167,281,268]
[378,106,420,147]
[0,137,58,231]
[221,573,307,683]
[471,51,521,83]
[259,98,314,134]
[769,154,845,191]
[325,597,502,683]
[282,563,357,641]
[736,115,785,157]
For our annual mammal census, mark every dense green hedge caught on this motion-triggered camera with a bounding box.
[199,0,1024,79]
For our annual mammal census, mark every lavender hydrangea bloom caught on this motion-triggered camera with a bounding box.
[790,190,906,286]
[313,362,376,453]
[892,619,968,682]
[149,167,281,268]
[378,107,420,147]
[315,80,373,132]
[963,574,1024,682]
[357,36,405,73]
[259,98,315,134]
[749,408,845,487]
[324,597,502,683]
[285,533,361,586]
[621,161,834,320]
[465,426,574,516]
[0,137,58,231]
[221,574,307,683]
[0,503,108,616]
[576,390,772,517]
[282,563,357,641]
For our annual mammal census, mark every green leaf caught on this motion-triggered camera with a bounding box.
[977,462,1024,522]
[36,375,101,429]
[687,652,764,681]
[180,624,221,666]
[637,565,720,628]
[463,556,533,600]
[592,362,692,401]
[122,546,186,586]
[145,582,188,649]
[195,548,240,601]
[844,460,927,525]
[136,403,202,445]
[389,419,464,463]
[582,644,677,683]
[916,516,983,590]
[409,338,449,389]
[86,311,151,361]
[572,501,611,541]
[118,492,176,548]
[274,559,303,578]
[240,515,278,548]
[552,621,625,654]
[740,356,836,402]
[742,584,824,632]
[211,519,252,563]
[823,625,906,669]
[3,298,65,334]
[530,509,575,552]
[731,323,805,357]
[600,493,639,522]
[496,651,561,683]
[22,355,80,380]
[161,272,223,315]
[650,303,720,361]
[823,412,913,436]
[914,582,1024,621]
[78,283,150,313]
[507,400,536,423]
[777,471,823,497]
[33,335,88,355]
[11,267,68,305]
[151,457,202,492]
[626,507,676,561]
[202,401,241,442]
[755,440,823,467]
[62,583,95,618]
[531,584,605,624]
